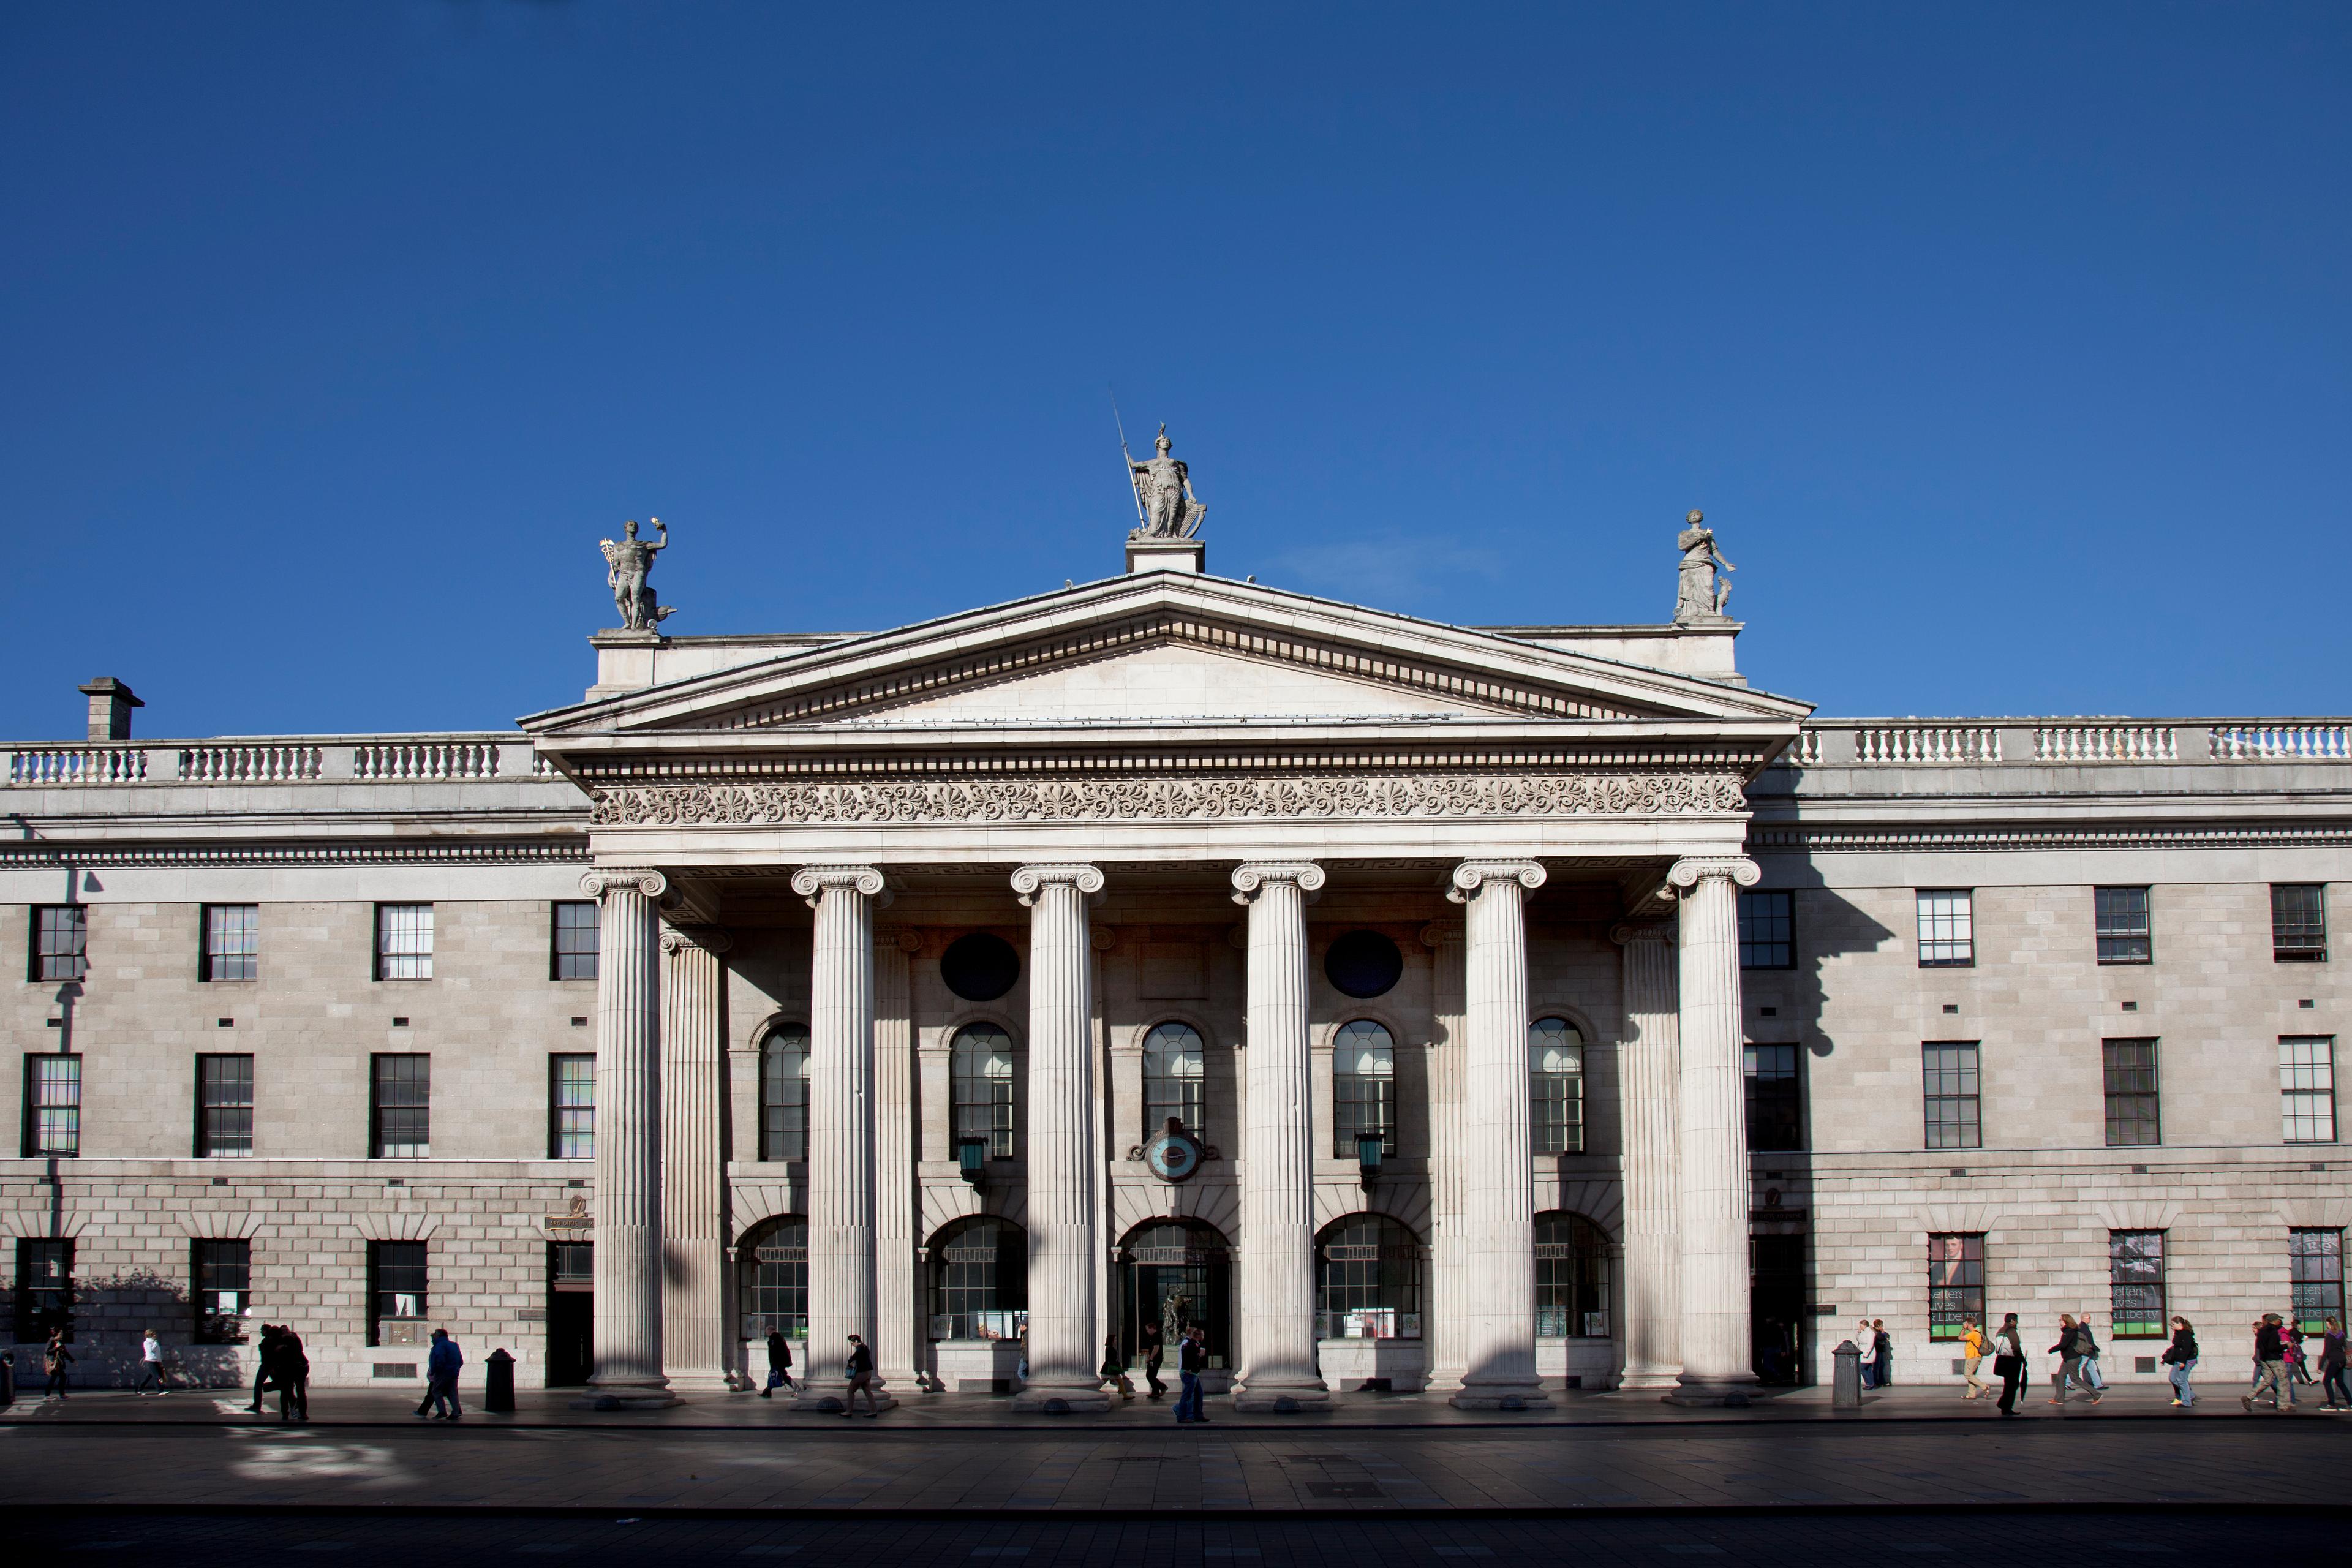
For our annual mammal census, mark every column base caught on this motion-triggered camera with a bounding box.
[1229,1380,1330,1413]
[1662,1375,1760,1409]
[1618,1366,1685,1392]
[571,1385,683,1411]
[791,1378,899,1414]
[1449,1382,1554,1411]
[1009,1382,1113,1414]
[662,1369,736,1394]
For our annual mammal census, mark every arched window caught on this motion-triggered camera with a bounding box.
[1316,1213,1422,1340]
[1529,1017,1586,1155]
[739,1216,808,1340]
[760,1023,810,1161]
[1331,1019,1396,1158]
[929,1216,1027,1341]
[951,1023,1017,1159]
[1142,1021,1207,1139]
[1535,1211,1610,1340]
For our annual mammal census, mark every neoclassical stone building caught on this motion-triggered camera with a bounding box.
[4,532,2346,1404]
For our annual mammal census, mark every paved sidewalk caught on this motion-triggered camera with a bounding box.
[4,1381,2322,1430]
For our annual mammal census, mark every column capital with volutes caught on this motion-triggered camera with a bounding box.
[1229,862,1324,904]
[1011,863,1105,907]
[581,867,671,903]
[1610,919,1676,948]
[791,865,890,909]
[659,924,733,957]
[1446,859,1546,903]
[1666,856,1761,891]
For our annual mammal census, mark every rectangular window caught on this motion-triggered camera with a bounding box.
[195,1054,255,1158]
[1922,1041,1981,1150]
[1926,1233,1985,1340]
[2291,1228,2345,1335]
[551,900,598,981]
[371,1054,430,1158]
[2274,884,2328,962]
[1738,891,1795,970]
[192,1238,251,1344]
[32,905,88,982]
[1744,1042,1804,1152]
[1529,1019,1585,1155]
[2281,1036,2337,1144]
[368,1240,428,1346]
[549,1054,594,1160]
[2094,886,2152,965]
[2101,1038,2161,1147]
[2109,1230,2166,1337]
[13,1238,72,1342]
[1917,890,1974,968]
[201,904,258,982]
[22,1054,81,1157]
[374,903,434,981]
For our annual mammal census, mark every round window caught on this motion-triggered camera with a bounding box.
[1324,929,1404,999]
[940,932,1020,1002]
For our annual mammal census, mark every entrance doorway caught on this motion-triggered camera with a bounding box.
[1117,1220,1231,1373]
[546,1242,593,1387]
[1751,1231,1807,1385]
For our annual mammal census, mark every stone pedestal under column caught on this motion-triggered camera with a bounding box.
[579,869,679,1408]
[1446,860,1553,1410]
[1613,920,1684,1392]
[660,922,733,1392]
[1667,856,1762,1405]
[791,865,896,1413]
[1230,862,1331,1412]
[1010,864,1111,1413]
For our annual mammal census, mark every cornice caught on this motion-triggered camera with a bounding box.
[0,840,589,869]
[1749,820,2352,854]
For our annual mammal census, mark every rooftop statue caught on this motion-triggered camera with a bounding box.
[601,518,675,633]
[1673,509,1735,624]
[1127,423,1207,540]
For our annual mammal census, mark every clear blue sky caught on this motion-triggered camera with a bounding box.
[4,2,2345,738]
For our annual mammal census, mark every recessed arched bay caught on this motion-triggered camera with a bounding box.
[1323,929,1403,999]
[940,932,1020,1002]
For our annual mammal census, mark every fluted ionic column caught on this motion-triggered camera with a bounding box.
[1230,862,1330,1411]
[660,922,731,1391]
[873,926,923,1394]
[1420,920,1469,1393]
[1612,920,1683,1390]
[790,865,895,1411]
[581,869,676,1405]
[1447,860,1553,1409]
[1670,856,1762,1399]
[1010,864,1110,1413]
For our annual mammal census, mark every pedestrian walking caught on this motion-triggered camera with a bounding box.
[759,1329,794,1398]
[1959,1317,1988,1400]
[133,1329,168,1396]
[1099,1335,1136,1400]
[1173,1324,1210,1424]
[42,1329,74,1400]
[1992,1313,2027,1417]
[1138,1318,1167,1400]
[1853,1317,1878,1387]
[2072,1315,2105,1402]
[2241,1314,2288,1412]
[1870,1319,1893,1389]
[247,1324,280,1413]
[2162,1316,2199,1408]
[270,1327,311,1422]
[2282,1319,2313,1404]
[841,1333,880,1417]
[417,1328,463,1420]
[2046,1314,2086,1405]
[2318,1317,2348,1411]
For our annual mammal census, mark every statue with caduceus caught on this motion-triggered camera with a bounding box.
[600,518,676,632]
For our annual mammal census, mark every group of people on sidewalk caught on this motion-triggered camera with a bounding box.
[1941,1310,2350,1415]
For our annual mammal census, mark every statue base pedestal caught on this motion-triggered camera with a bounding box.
[1126,537,1205,575]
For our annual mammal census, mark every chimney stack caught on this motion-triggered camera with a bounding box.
[79,677,143,742]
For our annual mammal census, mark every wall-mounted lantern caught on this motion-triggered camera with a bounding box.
[1356,1133,1384,1190]
[957,1136,989,1187]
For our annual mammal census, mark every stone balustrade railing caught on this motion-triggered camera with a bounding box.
[0,735,559,786]
[1780,720,2352,769]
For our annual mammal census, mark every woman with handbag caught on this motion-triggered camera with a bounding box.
[1992,1313,2027,1416]
[2162,1316,2198,1408]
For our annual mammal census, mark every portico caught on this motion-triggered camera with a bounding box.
[527,564,1807,1408]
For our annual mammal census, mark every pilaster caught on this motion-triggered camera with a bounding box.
[873,925,924,1393]
[1420,920,1468,1393]
[1611,919,1683,1390]
[659,921,733,1391]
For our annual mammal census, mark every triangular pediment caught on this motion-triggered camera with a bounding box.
[524,572,1810,739]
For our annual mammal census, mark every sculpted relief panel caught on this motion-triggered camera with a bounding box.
[589,772,1750,827]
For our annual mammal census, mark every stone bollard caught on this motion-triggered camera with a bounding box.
[1831,1339,1863,1409]
[484,1348,517,1414]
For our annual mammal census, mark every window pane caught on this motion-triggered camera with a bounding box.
[1331,1019,1397,1158]
[930,1217,1027,1340]
[1922,1042,1981,1150]
[1316,1215,1422,1340]
[35,905,88,982]
[761,1025,810,1161]
[15,1238,74,1341]
[742,1218,810,1339]
[376,904,434,981]
[372,1054,430,1158]
[2109,1231,2166,1336]
[2094,887,2152,965]
[2290,1228,2344,1335]
[951,1023,1017,1159]
[2274,884,2328,962]
[551,1053,594,1159]
[1926,1233,1986,1338]
[2280,1036,2337,1144]
[1917,891,1974,968]
[194,1238,252,1343]
[1738,891,1795,970]
[1534,1211,1610,1338]
[1142,1021,1208,1140]
[1744,1042,1804,1152]
[552,901,599,981]
[1529,1017,1585,1155]
[2101,1038,2160,1147]
[203,905,258,982]
[370,1240,428,1341]
[197,1054,254,1158]
[26,1054,81,1157]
